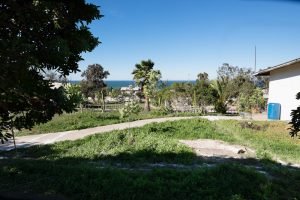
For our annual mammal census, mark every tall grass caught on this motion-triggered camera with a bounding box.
[18,110,201,136]
[1,119,300,199]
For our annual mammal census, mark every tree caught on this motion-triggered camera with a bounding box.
[195,72,216,112]
[80,64,110,103]
[45,70,68,84]
[213,63,255,113]
[210,80,228,114]
[0,1,101,145]
[132,60,161,111]
[289,92,300,138]
[64,83,84,112]
[238,88,265,113]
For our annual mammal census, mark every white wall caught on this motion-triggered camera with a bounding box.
[268,62,300,120]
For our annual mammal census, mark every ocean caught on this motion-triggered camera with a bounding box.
[70,80,195,89]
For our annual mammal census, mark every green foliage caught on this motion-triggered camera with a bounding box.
[1,120,300,199]
[213,63,255,113]
[151,107,173,116]
[211,80,228,113]
[0,0,101,143]
[10,119,300,164]
[194,73,217,110]
[132,59,161,111]
[119,101,142,119]
[3,160,298,200]
[289,92,300,137]
[17,109,204,136]
[81,64,110,100]
[110,88,122,99]
[18,111,121,135]
[238,88,265,112]
[64,83,84,108]
[170,82,194,98]
[218,120,300,163]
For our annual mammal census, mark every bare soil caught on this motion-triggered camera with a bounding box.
[179,139,256,159]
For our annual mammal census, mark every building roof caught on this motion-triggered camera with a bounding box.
[120,86,140,91]
[255,58,300,76]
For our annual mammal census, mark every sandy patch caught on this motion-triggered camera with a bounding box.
[179,139,256,159]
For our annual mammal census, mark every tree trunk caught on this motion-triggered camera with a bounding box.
[101,91,105,112]
[10,119,17,153]
[144,96,150,111]
[80,103,83,113]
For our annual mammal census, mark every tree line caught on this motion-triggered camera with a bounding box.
[1,0,299,147]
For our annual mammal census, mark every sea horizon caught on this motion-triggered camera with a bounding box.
[69,80,196,89]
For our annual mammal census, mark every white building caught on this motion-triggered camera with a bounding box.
[120,85,140,95]
[255,58,300,120]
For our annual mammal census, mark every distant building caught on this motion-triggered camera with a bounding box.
[255,58,300,120]
[120,85,141,102]
[120,85,140,95]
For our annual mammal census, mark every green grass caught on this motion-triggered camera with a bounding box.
[13,119,219,163]
[12,119,300,164]
[19,111,122,135]
[215,120,300,164]
[2,159,299,200]
[18,110,202,136]
[1,119,300,199]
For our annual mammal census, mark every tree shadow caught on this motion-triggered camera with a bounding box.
[0,145,300,200]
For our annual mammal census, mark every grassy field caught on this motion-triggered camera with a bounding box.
[18,110,201,136]
[1,119,300,199]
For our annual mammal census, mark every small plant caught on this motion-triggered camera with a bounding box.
[119,101,142,120]
[119,100,142,144]
[151,107,173,116]
[239,121,268,131]
[289,92,300,138]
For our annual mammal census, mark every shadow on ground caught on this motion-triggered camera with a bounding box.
[1,146,300,200]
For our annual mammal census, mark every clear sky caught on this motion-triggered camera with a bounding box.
[68,0,300,81]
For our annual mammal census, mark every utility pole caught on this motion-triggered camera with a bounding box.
[254,46,257,72]
[253,46,257,86]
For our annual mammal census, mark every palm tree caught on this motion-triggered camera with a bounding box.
[132,59,161,111]
[211,80,228,114]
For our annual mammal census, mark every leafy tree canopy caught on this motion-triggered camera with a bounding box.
[80,64,110,100]
[195,72,216,107]
[132,59,161,111]
[0,0,101,143]
[217,63,254,99]
[289,92,300,138]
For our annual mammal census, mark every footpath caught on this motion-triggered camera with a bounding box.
[0,116,242,151]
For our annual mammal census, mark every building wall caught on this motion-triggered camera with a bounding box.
[268,62,300,120]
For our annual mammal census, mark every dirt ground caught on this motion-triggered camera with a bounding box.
[179,139,256,159]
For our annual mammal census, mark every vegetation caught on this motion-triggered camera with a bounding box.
[1,119,300,199]
[148,64,264,115]
[119,101,142,120]
[14,119,300,164]
[213,63,257,113]
[3,160,299,200]
[64,83,84,110]
[0,1,101,143]
[289,92,300,137]
[195,73,216,111]
[80,64,110,104]
[132,59,162,111]
[17,110,200,136]
[238,88,265,112]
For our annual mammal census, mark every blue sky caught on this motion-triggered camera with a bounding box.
[68,0,300,80]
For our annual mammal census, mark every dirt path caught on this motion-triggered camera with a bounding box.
[0,115,241,151]
[179,139,256,159]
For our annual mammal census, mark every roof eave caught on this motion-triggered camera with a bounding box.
[254,71,270,76]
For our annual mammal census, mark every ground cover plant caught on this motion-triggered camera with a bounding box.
[18,110,202,136]
[216,120,300,164]
[1,119,300,199]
